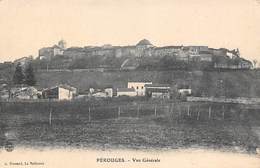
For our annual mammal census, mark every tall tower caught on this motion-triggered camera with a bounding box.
[58,40,67,49]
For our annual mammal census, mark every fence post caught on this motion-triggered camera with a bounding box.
[118,106,121,118]
[179,105,181,118]
[222,105,225,120]
[187,104,190,117]
[88,107,91,122]
[154,105,157,117]
[197,105,200,120]
[49,108,52,126]
[137,104,140,118]
[170,103,174,119]
[208,105,212,119]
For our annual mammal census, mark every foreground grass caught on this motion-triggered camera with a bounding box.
[2,116,257,153]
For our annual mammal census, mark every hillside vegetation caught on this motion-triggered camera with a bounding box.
[35,70,260,97]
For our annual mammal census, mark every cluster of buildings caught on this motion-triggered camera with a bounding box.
[0,80,191,101]
[89,81,191,100]
[0,84,77,101]
[37,39,252,69]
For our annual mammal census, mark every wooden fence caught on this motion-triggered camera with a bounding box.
[0,101,255,127]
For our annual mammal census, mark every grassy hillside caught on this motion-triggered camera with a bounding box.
[35,70,260,97]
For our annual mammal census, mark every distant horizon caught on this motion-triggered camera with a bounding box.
[0,0,260,62]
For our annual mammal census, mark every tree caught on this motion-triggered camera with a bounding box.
[24,63,36,86]
[13,62,25,85]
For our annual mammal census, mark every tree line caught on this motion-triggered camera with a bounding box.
[13,62,36,86]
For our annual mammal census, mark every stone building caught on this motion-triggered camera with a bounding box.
[128,81,152,96]
[38,40,67,60]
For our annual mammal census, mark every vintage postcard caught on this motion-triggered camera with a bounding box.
[0,0,260,167]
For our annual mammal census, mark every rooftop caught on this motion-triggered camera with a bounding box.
[147,88,170,93]
[136,39,153,46]
[117,88,135,92]
[154,46,183,50]
[46,84,77,91]
[128,81,152,83]
[145,84,171,88]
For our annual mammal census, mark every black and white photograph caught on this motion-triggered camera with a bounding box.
[0,0,260,167]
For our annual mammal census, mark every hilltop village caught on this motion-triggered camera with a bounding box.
[16,39,253,71]
[0,39,256,102]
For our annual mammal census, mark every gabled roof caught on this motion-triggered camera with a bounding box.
[45,84,76,91]
[128,80,152,83]
[59,84,77,91]
[154,46,183,50]
[147,88,170,93]
[117,88,135,92]
[145,84,171,88]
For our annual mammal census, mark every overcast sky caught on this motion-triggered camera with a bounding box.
[0,0,260,62]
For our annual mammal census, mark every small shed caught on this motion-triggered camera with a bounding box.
[117,88,137,97]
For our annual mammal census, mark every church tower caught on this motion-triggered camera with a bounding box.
[58,39,67,49]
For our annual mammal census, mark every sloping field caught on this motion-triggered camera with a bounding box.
[35,70,260,97]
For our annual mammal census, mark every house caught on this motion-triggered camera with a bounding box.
[42,84,76,100]
[175,50,189,61]
[14,56,33,67]
[0,89,10,100]
[92,92,108,98]
[117,88,137,97]
[104,88,113,97]
[188,46,209,58]
[39,46,63,60]
[153,46,182,57]
[89,88,95,94]
[226,48,240,59]
[59,84,77,96]
[10,87,39,100]
[145,84,171,99]
[198,51,213,62]
[63,47,86,59]
[178,89,192,96]
[128,81,152,96]
[239,58,253,69]
[91,88,113,98]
